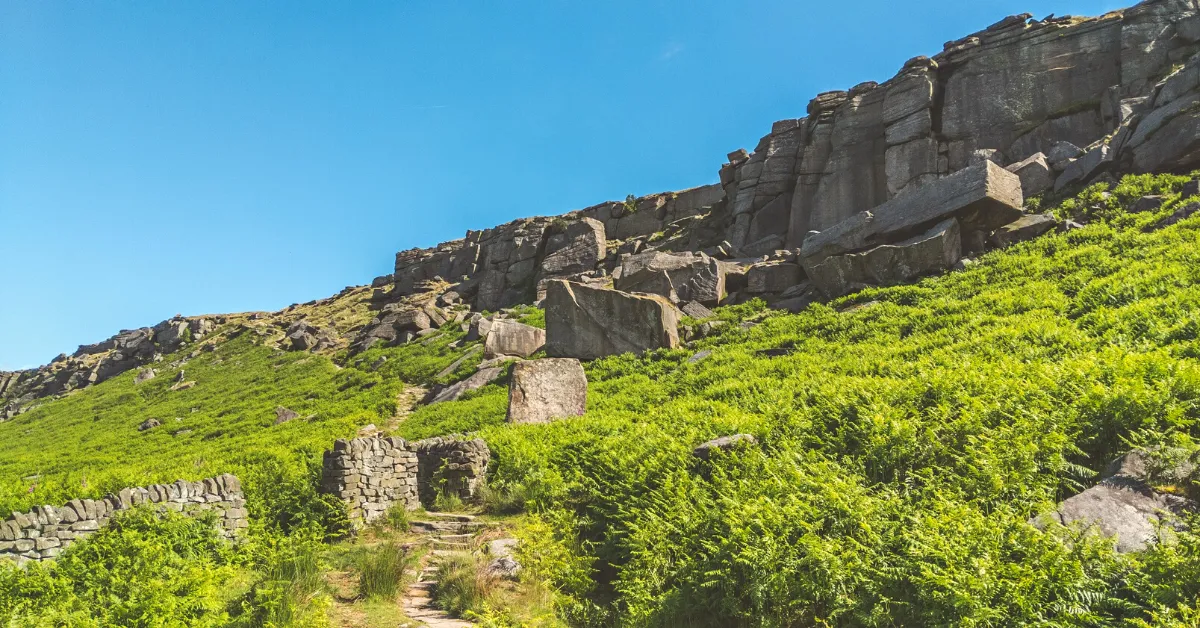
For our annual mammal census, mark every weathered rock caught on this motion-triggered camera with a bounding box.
[1005,152,1055,197]
[544,281,679,360]
[540,218,606,277]
[746,262,803,294]
[134,369,155,384]
[1046,141,1084,171]
[680,301,715,320]
[807,218,962,298]
[614,251,725,306]
[1131,195,1166,213]
[424,367,503,404]
[486,538,521,579]
[483,320,545,359]
[138,418,161,432]
[466,313,493,342]
[274,407,300,425]
[286,320,319,351]
[1147,201,1200,231]
[1055,144,1111,191]
[989,213,1058,247]
[693,434,758,460]
[801,162,1023,267]
[506,358,587,424]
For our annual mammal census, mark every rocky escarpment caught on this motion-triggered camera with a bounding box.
[357,1,1200,336]
[9,0,1200,411]
[0,316,218,420]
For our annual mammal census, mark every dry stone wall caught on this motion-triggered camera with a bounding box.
[320,436,420,525]
[320,436,490,526]
[0,474,246,566]
[414,437,491,506]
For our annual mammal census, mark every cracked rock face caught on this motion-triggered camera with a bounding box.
[544,281,679,361]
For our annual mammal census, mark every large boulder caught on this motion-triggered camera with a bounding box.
[745,262,803,294]
[800,161,1023,267]
[807,217,962,298]
[540,218,606,277]
[544,281,679,360]
[506,358,587,424]
[483,320,546,359]
[614,251,725,306]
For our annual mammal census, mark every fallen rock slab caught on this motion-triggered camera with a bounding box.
[801,161,1023,266]
[989,213,1057,248]
[483,320,545,359]
[806,217,962,298]
[424,367,503,404]
[1005,152,1054,197]
[544,280,679,360]
[507,358,587,424]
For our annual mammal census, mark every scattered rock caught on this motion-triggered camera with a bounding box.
[1131,195,1166,213]
[1005,152,1055,197]
[989,213,1058,247]
[746,262,803,294]
[680,301,715,319]
[274,407,300,425]
[693,434,758,460]
[614,251,725,305]
[1146,201,1200,231]
[134,369,155,384]
[138,418,161,432]
[424,367,503,404]
[801,162,1023,267]
[485,538,521,580]
[506,358,587,424]
[687,349,713,364]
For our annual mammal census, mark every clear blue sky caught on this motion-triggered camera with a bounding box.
[0,0,1125,370]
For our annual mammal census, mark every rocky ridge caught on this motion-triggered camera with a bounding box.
[8,0,1200,418]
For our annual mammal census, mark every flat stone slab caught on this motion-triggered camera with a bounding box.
[801,161,1023,266]
[806,217,962,298]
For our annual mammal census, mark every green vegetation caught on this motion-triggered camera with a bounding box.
[354,542,416,600]
[2,173,1200,625]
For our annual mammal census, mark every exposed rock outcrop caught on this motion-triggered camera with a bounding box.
[544,281,680,360]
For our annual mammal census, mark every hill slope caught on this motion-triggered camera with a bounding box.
[3,174,1200,625]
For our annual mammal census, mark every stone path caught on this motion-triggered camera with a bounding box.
[401,512,489,627]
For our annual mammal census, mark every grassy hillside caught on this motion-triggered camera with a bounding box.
[3,173,1200,626]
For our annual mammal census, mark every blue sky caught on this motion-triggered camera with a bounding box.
[0,0,1126,370]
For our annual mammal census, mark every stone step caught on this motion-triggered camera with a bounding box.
[410,520,488,533]
[421,511,477,522]
[432,539,472,549]
[435,533,474,542]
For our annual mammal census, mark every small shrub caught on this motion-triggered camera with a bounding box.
[433,552,499,618]
[356,542,417,600]
[433,488,466,513]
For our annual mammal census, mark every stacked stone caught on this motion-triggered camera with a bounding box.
[320,436,420,526]
[0,473,246,567]
[414,437,491,506]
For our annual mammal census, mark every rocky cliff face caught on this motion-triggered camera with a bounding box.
[376,0,1200,312]
[8,0,1200,409]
